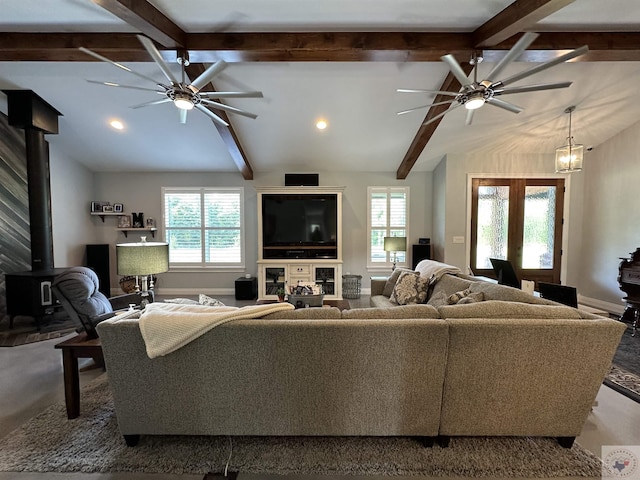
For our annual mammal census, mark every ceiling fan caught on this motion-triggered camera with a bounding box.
[79,34,263,126]
[397,32,588,126]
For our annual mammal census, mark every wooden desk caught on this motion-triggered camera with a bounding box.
[55,333,103,419]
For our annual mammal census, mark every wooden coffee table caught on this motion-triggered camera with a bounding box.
[257,299,350,310]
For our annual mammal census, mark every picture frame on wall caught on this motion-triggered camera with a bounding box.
[113,203,123,213]
[118,215,132,228]
[91,201,105,213]
[103,205,114,213]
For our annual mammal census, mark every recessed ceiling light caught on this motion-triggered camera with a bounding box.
[316,120,328,130]
[110,120,124,130]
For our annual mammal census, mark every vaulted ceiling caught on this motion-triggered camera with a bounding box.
[1,0,639,179]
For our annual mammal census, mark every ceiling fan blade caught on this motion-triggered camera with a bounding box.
[485,97,523,114]
[397,100,455,115]
[397,89,459,97]
[200,99,258,119]
[179,108,188,124]
[129,98,172,109]
[195,103,229,127]
[494,81,572,95]
[189,60,228,92]
[465,109,475,126]
[199,91,263,99]
[86,79,165,93]
[496,45,589,88]
[441,54,471,86]
[422,103,461,126]
[79,47,161,85]
[136,34,180,86]
[485,32,539,81]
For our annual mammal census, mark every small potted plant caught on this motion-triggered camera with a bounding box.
[276,287,286,302]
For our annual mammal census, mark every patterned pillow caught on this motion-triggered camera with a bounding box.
[198,294,226,307]
[164,297,199,305]
[382,268,417,297]
[445,289,485,305]
[390,271,430,305]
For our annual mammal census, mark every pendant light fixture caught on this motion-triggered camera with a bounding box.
[555,106,584,173]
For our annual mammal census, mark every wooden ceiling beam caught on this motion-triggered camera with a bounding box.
[473,0,575,47]
[1,32,638,62]
[396,64,474,180]
[91,0,186,48]
[185,64,254,180]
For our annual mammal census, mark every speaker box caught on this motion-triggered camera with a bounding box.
[285,173,319,186]
[412,244,432,270]
[86,244,111,297]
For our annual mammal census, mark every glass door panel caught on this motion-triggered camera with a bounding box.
[475,185,510,270]
[522,186,556,269]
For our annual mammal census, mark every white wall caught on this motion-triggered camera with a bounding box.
[432,157,447,262]
[579,119,640,308]
[93,170,433,294]
[49,145,97,267]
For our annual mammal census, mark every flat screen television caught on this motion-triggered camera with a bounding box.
[262,193,337,258]
[489,258,520,288]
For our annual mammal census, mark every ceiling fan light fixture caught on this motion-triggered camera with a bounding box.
[465,93,485,110]
[555,106,583,173]
[173,92,194,110]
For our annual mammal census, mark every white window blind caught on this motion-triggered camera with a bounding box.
[367,187,409,267]
[163,187,244,268]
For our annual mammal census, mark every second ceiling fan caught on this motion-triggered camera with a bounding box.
[397,32,588,126]
[80,34,263,126]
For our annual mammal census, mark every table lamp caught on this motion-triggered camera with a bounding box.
[383,236,407,271]
[117,237,169,296]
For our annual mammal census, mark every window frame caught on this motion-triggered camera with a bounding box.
[161,186,245,271]
[367,186,410,270]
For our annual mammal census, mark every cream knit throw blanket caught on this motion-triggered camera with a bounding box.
[139,302,295,358]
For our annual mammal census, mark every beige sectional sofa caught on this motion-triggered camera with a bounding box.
[97,269,625,448]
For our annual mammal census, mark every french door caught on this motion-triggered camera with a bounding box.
[470,178,565,286]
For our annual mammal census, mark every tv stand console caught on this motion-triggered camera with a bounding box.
[256,186,344,300]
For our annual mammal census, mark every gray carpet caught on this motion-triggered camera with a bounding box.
[0,375,603,477]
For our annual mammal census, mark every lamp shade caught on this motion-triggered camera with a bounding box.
[383,236,407,252]
[117,241,169,276]
[555,141,584,173]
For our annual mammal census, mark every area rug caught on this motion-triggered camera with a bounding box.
[0,375,603,477]
[604,322,640,402]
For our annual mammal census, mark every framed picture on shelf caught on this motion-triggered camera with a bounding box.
[113,203,124,213]
[90,201,105,213]
[103,205,114,213]
[118,215,132,228]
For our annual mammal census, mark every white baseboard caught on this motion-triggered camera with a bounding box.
[577,294,625,316]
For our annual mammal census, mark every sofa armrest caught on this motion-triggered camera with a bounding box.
[370,277,388,297]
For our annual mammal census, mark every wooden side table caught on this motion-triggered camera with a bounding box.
[55,332,103,419]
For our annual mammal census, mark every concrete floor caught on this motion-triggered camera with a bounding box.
[1,294,639,479]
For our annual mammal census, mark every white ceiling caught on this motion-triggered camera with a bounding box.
[1,0,639,175]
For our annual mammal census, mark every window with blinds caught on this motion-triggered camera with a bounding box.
[367,187,409,267]
[162,187,244,268]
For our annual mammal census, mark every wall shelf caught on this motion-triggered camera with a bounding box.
[90,212,125,222]
[116,227,157,238]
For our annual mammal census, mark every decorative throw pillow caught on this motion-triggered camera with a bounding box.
[164,297,199,305]
[447,288,472,304]
[382,268,417,297]
[456,292,485,304]
[390,271,430,305]
[198,294,226,307]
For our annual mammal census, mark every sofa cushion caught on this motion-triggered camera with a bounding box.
[382,268,416,297]
[261,307,342,320]
[427,290,449,308]
[430,274,475,299]
[342,304,440,319]
[468,282,551,305]
[436,300,583,319]
[390,271,430,305]
[370,295,396,308]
